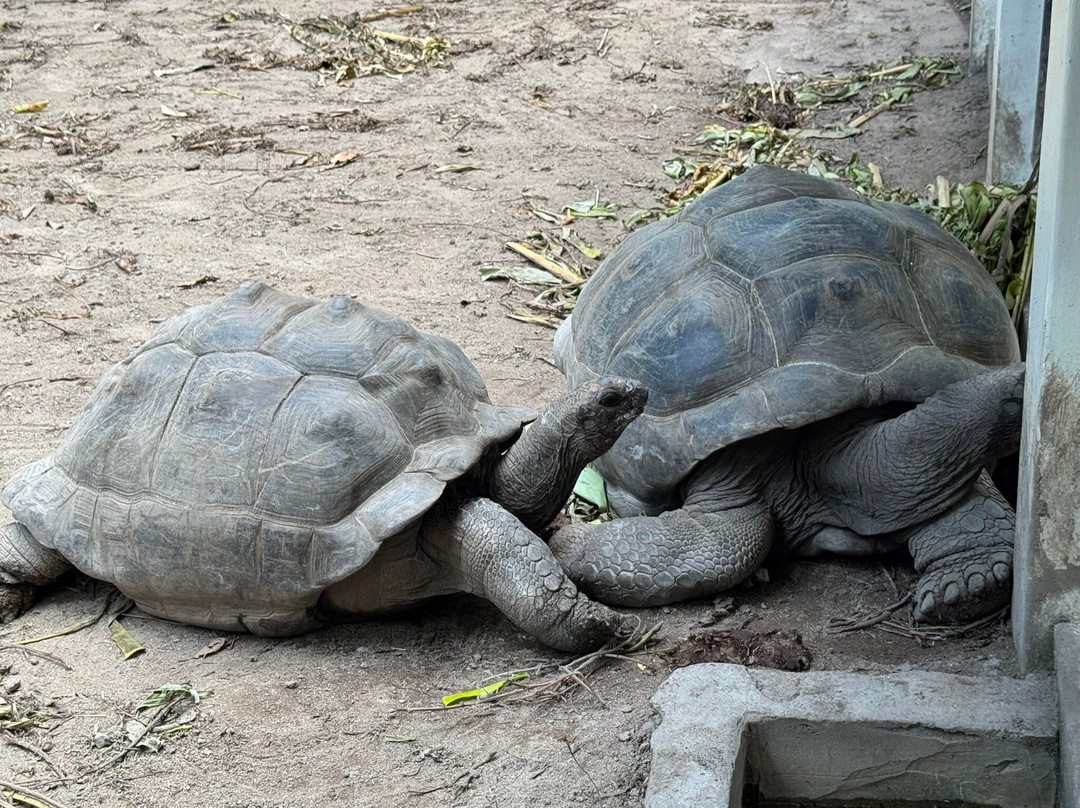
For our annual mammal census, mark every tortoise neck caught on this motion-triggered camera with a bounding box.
[484,395,594,533]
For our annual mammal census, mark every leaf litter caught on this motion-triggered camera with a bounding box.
[487,56,1035,329]
[286,13,451,84]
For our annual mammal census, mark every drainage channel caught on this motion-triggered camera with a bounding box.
[645,664,1057,808]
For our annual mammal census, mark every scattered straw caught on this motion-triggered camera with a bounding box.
[399,619,661,711]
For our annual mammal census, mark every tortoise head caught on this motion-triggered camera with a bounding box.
[570,376,648,456]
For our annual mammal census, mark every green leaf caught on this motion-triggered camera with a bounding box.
[662,159,692,179]
[441,672,528,706]
[136,683,212,713]
[560,229,603,259]
[563,199,617,219]
[573,466,608,511]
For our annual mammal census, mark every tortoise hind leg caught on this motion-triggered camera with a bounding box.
[0,522,72,622]
[901,470,1013,623]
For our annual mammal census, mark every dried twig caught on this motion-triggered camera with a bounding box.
[0,643,71,670]
[14,590,121,645]
[398,620,662,712]
[3,731,66,779]
[0,779,71,808]
[34,703,173,787]
[408,750,497,796]
[827,594,912,633]
[828,596,1008,640]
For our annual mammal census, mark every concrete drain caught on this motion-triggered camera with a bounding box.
[645,664,1057,808]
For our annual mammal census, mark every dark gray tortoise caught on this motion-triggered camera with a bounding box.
[0,280,647,651]
[551,165,1024,623]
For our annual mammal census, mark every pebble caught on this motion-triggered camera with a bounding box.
[93,732,114,748]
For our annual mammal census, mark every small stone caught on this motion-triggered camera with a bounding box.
[92,732,114,748]
[618,731,632,742]
[3,677,21,695]
[284,680,300,690]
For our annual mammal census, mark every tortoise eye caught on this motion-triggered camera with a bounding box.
[598,390,624,408]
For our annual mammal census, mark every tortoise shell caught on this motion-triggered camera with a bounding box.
[3,280,532,633]
[555,165,1020,514]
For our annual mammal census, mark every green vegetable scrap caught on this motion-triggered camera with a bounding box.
[572,466,608,512]
[441,672,529,706]
[109,619,145,660]
[136,683,211,713]
[566,465,617,525]
[562,197,618,219]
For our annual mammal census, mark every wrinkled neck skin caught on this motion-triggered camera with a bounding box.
[484,394,601,531]
[682,428,825,552]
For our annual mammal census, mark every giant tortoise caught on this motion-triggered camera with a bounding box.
[0,280,647,651]
[551,165,1024,623]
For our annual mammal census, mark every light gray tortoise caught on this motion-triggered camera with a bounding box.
[0,280,647,651]
[551,165,1024,623]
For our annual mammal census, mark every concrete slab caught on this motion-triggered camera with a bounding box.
[1056,624,1080,807]
[646,664,1057,808]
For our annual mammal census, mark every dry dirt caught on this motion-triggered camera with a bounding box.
[0,1,1016,806]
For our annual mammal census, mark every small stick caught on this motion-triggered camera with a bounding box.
[37,319,78,337]
[360,6,425,23]
[0,377,42,396]
[826,595,912,633]
[3,731,66,779]
[848,96,898,129]
[38,704,173,786]
[761,62,778,105]
[407,751,497,796]
[0,643,72,670]
[15,591,118,645]
[0,780,71,808]
[564,738,601,799]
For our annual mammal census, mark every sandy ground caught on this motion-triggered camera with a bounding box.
[0,1,1015,806]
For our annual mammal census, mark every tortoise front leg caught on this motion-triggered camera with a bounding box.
[900,470,1014,623]
[425,498,629,652]
[809,363,1024,535]
[548,502,774,607]
[0,522,72,622]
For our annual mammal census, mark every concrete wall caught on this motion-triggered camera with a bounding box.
[1013,0,1080,673]
[985,0,1052,183]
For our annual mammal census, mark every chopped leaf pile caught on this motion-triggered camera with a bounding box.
[288,14,451,83]
[487,56,1035,327]
[136,682,211,713]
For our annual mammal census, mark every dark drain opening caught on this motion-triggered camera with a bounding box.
[735,718,1043,808]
